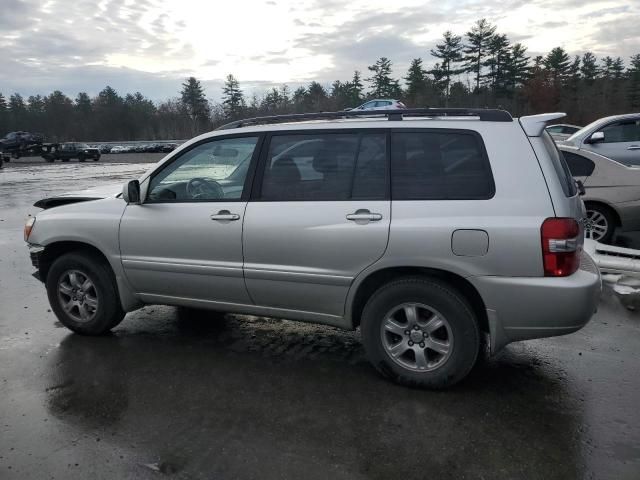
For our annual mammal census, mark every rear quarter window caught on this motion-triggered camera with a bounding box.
[390,130,494,200]
[562,151,595,177]
[541,132,577,197]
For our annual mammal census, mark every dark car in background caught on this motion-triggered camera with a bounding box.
[0,131,44,152]
[48,143,101,162]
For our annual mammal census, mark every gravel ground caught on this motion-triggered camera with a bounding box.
[0,159,639,479]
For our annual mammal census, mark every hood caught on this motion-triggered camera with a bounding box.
[34,183,123,209]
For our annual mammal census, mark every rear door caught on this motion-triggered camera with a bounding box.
[242,130,390,317]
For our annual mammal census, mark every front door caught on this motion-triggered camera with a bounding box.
[242,130,390,317]
[586,118,640,165]
[119,135,261,306]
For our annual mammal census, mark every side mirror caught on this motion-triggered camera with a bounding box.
[576,179,586,196]
[122,180,141,204]
[586,131,604,144]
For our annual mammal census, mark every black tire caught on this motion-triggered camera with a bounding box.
[93,155,100,161]
[46,252,125,335]
[78,155,86,163]
[61,158,69,162]
[584,203,616,244]
[361,277,480,389]
[45,157,54,163]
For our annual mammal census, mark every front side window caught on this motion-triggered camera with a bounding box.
[259,132,387,201]
[391,131,494,200]
[148,136,258,202]
[601,120,640,143]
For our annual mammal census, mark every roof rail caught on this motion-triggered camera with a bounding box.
[216,108,513,130]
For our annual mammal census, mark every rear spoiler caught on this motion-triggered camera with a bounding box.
[519,113,566,137]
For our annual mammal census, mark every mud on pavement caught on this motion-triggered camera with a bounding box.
[1,160,639,479]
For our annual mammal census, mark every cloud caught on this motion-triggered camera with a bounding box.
[0,0,636,101]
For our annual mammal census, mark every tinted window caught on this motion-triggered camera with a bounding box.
[390,131,494,200]
[602,120,640,143]
[148,136,258,202]
[259,132,387,201]
[562,151,595,177]
[546,126,563,134]
[542,132,577,197]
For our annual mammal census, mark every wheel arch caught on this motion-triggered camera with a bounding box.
[38,240,142,312]
[347,266,489,335]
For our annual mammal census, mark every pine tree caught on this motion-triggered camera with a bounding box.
[348,71,364,105]
[9,93,27,129]
[543,47,571,84]
[463,19,496,92]
[366,57,402,98]
[404,58,428,106]
[307,81,328,110]
[504,43,530,90]
[181,77,210,133]
[628,54,640,109]
[485,34,510,92]
[221,74,245,118]
[0,93,8,135]
[601,56,615,79]
[431,31,464,102]
[580,52,599,84]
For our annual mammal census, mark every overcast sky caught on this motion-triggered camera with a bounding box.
[1,0,638,102]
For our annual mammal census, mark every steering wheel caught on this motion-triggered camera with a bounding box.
[186,177,224,200]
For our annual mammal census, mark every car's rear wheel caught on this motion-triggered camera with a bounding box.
[361,277,480,389]
[78,155,86,162]
[46,252,125,335]
[584,203,615,243]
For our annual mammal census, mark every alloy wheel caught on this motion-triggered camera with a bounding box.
[584,209,609,241]
[380,303,453,372]
[57,269,99,322]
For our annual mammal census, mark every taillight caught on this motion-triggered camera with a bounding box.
[541,218,581,277]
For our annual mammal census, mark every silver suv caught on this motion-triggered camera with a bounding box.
[25,108,601,389]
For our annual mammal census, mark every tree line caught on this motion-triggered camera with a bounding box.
[1,18,639,142]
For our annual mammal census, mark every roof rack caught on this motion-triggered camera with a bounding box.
[216,108,513,130]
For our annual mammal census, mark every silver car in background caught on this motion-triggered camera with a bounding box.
[546,124,581,141]
[560,144,640,243]
[562,113,640,165]
[348,99,406,111]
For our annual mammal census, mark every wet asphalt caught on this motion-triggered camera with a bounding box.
[1,156,639,480]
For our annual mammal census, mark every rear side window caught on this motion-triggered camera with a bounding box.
[390,131,494,200]
[562,151,595,177]
[542,132,577,197]
[259,132,387,201]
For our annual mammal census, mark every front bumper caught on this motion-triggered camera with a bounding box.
[28,244,45,281]
[470,251,601,353]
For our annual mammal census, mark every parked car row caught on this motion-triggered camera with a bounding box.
[96,143,179,154]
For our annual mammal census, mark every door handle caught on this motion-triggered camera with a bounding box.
[346,209,383,222]
[211,210,240,221]
[628,145,640,150]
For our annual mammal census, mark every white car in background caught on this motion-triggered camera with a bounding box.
[109,145,127,154]
[348,99,407,111]
[559,144,640,243]
[546,124,581,141]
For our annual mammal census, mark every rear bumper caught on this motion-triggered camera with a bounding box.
[470,252,601,353]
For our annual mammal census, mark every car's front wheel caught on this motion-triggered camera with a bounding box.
[46,252,125,335]
[361,277,480,389]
